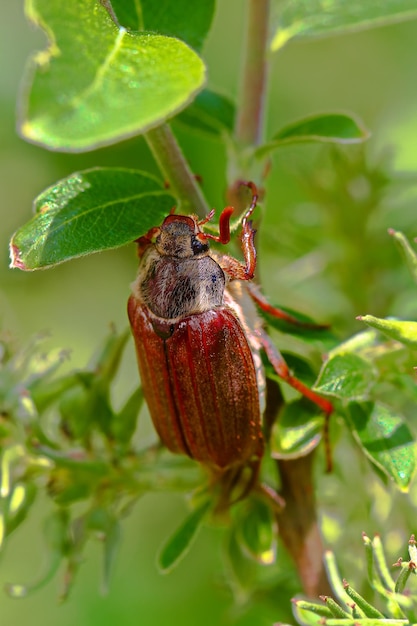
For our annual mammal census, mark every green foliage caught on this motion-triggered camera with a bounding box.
[0,329,203,597]
[271,0,417,50]
[9,168,175,269]
[255,113,370,158]
[6,0,417,621]
[20,0,206,151]
[292,534,417,625]
[109,0,216,51]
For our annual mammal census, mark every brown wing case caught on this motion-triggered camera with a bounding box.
[128,296,263,470]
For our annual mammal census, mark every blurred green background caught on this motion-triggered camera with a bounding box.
[2,1,417,625]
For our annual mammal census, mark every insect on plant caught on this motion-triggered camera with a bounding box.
[128,182,333,502]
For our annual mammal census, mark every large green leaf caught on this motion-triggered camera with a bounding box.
[272,0,417,51]
[347,402,416,491]
[314,353,377,400]
[9,168,175,270]
[255,113,369,158]
[19,0,206,152]
[109,0,216,52]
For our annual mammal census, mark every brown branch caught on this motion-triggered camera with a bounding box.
[277,453,331,597]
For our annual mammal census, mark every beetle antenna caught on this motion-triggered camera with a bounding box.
[198,209,215,226]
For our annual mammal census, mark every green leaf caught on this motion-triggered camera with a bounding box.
[5,511,67,598]
[9,168,175,270]
[175,89,235,137]
[259,304,338,350]
[314,353,377,400]
[271,0,417,51]
[271,399,323,459]
[109,0,216,52]
[388,228,417,285]
[357,315,417,349]
[112,387,144,445]
[347,402,416,490]
[19,0,206,151]
[157,499,211,573]
[255,113,369,158]
[237,498,277,565]
[224,526,258,600]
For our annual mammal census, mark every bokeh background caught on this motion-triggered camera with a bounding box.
[2,1,417,625]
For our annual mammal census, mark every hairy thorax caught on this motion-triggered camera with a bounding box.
[132,247,226,320]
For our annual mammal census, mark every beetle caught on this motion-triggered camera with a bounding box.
[128,183,333,483]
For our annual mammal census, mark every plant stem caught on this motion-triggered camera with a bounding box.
[235,0,270,148]
[277,454,331,597]
[145,124,211,217]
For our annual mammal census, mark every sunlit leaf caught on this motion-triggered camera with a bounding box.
[255,113,369,158]
[271,0,417,51]
[357,315,417,349]
[347,402,416,490]
[19,0,206,151]
[157,499,211,573]
[314,353,377,399]
[271,399,323,459]
[109,0,216,52]
[10,168,175,270]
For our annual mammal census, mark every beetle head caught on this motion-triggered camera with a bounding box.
[156,215,209,258]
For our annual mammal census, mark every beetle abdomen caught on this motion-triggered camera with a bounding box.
[128,297,263,469]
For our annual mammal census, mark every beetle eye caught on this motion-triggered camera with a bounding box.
[191,236,209,255]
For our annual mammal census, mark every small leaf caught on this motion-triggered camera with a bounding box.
[265,352,318,387]
[112,387,144,445]
[109,0,216,52]
[255,113,369,158]
[271,0,417,51]
[357,315,417,349]
[259,303,338,350]
[5,511,68,598]
[314,353,377,400]
[271,399,323,459]
[389,228,417,285]
[175,89,235,136]
[101,518,121,595]
[223,526,258,600]
[19,0,206,151]
[347,402,416,490]
[10,168,175,270]
[157,499,211,573]
[237,498,277,565]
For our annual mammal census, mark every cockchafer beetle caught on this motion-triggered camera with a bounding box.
[128,183,333,488]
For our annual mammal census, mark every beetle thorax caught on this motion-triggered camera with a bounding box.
[132,219,226,321]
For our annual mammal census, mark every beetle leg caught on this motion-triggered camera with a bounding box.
[206,181,258,253]
[204,206,234,244]
[135,226,160,258]
[258,329,334,471]
[247,283,329,330]
[218,219,257,281]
